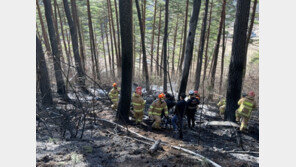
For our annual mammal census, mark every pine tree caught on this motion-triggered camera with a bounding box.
[225,0,251,121]
[117,0,133,123]
[178,0,202,98]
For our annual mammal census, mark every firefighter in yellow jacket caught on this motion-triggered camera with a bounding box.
[132,87,145,124]
[108,83,120,109]
[217,97,226,116]
[148,93,168,129]
[236,91,257,132]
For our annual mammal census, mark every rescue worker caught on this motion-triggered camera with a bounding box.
[217,97,226,116]
[148,93,168,129]
[132,87,145,124]
[186,90,200,129]
[172,93,186,139]
[235,93,249,122]
[194,90,201,100]
[236,91,257,132]
[108,83,120,109]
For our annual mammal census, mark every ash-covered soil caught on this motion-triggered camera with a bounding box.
[37,89,259,167]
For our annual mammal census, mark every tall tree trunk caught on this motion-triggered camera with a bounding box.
[104,20,114,78]
[202,0,213,84]
[219,20,226,93]
[225,0,251,121]
[37,35,53,107]
[194,0,209,90]
[160,42,163,77]
[177,23,184,74]
[172,16,179,76]
[243,0,258,78]
[52,0,62,55]
[156,6,162,76]
[135,0,150,91]
[100,23,109,78]
[150,0,157,74]
[133,23,136,80]
[65,29,73,66]
[178,0,189,73]
[162,0,169,92]
[117,0,133,123]
[107,0,120,77]
[70,0,86,72]
[209,0,226,97]
[107,11,116,78]
[178,0,202,98]
[86,0,100,80]
[55,0,71,69]
[114,0,121,61]
[36,0,51,53]
[63,0,90,94]
[43,0,69,101]
[55,0,72,83]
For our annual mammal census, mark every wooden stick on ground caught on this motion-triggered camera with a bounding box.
[97,118,222,167]
[149,139,161,154]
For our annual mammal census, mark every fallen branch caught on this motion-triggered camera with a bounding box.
[96,118,221,167]
[149,139,161,154]
[226,150,259,154]
[123,136,153,146]
[203,121,239,128]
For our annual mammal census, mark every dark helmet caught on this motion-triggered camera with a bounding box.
[180,93,186,99]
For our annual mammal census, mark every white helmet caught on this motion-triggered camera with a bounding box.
[189,90,194,95]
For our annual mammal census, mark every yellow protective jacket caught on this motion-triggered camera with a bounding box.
[108,87,120,103]
[217,98,226,107]
[237,96,256,118]
[148,99,168,117]
[132,93,145,113]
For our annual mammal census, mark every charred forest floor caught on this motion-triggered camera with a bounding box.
[36,87,259,167]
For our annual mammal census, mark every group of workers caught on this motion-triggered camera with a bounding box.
[217,91,257,132]
[109,82,256,138]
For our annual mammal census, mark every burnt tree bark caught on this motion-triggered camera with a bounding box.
[150,0,157,73]
[37,0,51,53]
[202,0,213,84]
[219,20,227,93]
[162,0,169,92]
[117,0,133,123]
[107,0,120,77]
[135,0,150,91]
[86,0,100,80]
[63,0,90,95]
[209,0,226,97]
[194,0,209,90]
[114,0,121,61]
[224,0,251,121]
[178,0,202,98]
[177,22,184,73]
[178,0,189,73]
[70,0,86,72]
[55,0,71,72]
[156,6,162,76]
[37,35,53,107]
[171,16,179,75]
[243,0,258,79]
[107,9,116,78]
[100,23,109,78]
[43,0,70,101]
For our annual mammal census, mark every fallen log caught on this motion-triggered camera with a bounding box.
[226,150,259,154]
[96,118,221,167]
[203,121,239,128]
[149,139,161,154]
